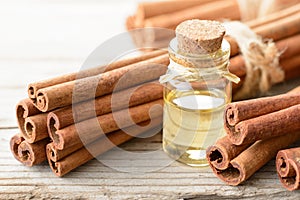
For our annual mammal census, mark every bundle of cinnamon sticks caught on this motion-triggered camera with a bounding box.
[127,0,240,31]
[206,87,300,186]
[127,1,300,99]
[10,50,168,176]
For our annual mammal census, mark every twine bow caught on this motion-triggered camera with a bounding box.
[223,21,284,100]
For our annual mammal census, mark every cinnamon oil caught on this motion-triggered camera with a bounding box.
[162,88,230,166]
[160,20,239,167]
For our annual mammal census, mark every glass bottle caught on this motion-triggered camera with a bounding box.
[160,29,239,167]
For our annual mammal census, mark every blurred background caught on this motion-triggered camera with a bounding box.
[1,0,300,127]
[0,0,144,127]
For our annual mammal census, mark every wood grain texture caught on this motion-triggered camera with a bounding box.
[1,0,300,199]
[2,129,300,199]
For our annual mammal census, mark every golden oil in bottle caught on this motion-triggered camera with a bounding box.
[163,88,230,166]
[160,20,239,167]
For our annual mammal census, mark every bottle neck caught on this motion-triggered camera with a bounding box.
[169,37,230,67]
[169,52,229,72]
[159,37,240,84]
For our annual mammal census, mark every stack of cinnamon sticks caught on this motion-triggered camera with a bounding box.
[127,1,300,99]
[206,87,300,186]
[126,0,240,31]
[10,50,169,177]
[229,4,300,98]
[126,0,240,48]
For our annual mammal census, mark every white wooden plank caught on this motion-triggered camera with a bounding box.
[1,185,298,200]
[1,128,300,199]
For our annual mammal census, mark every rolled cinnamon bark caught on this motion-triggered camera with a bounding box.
[16,98,50,143]
[254,11,300,42]
[247,4,300,29]
[137,0,218,19]
[229,34,300,78]
[276,147,300,191]
[23,113,49,143]
[282,56,300,80]
[206,136,251,170]
[278,34,300,60]
[35,54,168,112]
[211,132,300,186]
[48,81,163,130]
[232,54,300,95]
[134,0,217,27]
[10,134,49,166]
[262,0,300,16]
[10,134,25,161]
[16,99,41,137]
[47,116,162,163]
[46,142,83,162]
[231,10,300,57]
[225,92,300,128]
[229,5,300,56]
[144,0,240,29]
[49,99,163,150]
[28,49,167,102]
[47,117,162,177]
[130,1,239,48]
[226,104,300,145]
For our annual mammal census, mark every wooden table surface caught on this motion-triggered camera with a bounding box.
[1,1,300,199]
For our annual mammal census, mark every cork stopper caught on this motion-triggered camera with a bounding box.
[176,19,226,54]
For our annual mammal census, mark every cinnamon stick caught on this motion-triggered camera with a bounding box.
[277,34,300,60]
[276,147,300,191]
[47,117,162,177]
[225,82,300,145]
[10,134,49,166]
[137,0,218,19]
[261,0,300,16]
[48,81,163,130]
[10,134,24,162]
[47,117,162,163]
[229,6,300,56]
[226,103,300,145]
[230,34,300,93]
[28,49,167,102]
[225,92,300,128]
[206,136,250,170]
[144,0,240,29]
[46,142,83,162]
[16,98,49,143]
[35,54,168,112]
[253,11,300,43]
[232,56,300,95]
[247,3,300,29]
[229,55,246,78]
[49,99,163,150]
[206,136,251,170]
[16,99,41,137]
[229,34,300,77]
[23,113,49,143]
[282,56,300,80]
[211,132,300,186]
[134,0,218,27]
